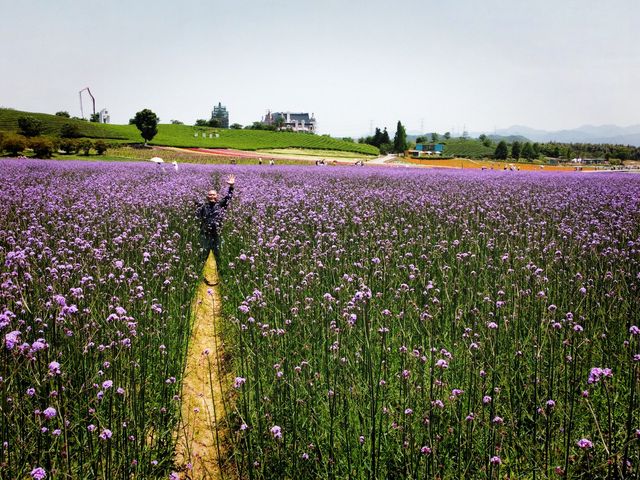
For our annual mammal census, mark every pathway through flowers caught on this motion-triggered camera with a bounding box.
[176,254,231,479]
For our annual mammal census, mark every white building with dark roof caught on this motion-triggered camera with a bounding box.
[263,111,316,133]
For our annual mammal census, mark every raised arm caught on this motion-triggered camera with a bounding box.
[219,175,235,208]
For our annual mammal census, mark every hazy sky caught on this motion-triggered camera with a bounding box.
[2,0,638,136]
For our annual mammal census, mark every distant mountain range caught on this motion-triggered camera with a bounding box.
[479,124,640,146]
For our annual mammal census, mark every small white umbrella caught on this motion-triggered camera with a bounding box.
[150,157,164,164]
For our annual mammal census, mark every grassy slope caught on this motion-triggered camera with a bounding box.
[0,108,378,155]
[439,138,495,158]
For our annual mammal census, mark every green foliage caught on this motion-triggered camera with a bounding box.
[2,133,27,155]
[170,119,184,125]
[521,142,535,160]
[17,116,44,137]
[59,138,78,154]
[532,142,541,157]
[132,109,159,144]
[431,132,439,142]
[95,140,108,155]
[379,142,393,154]
[479,134,492,147]
[511,141,521,160]
[364,127,391,149]
[55,111,70,118]
[78,139,93,155]
[195,119,208,127]
[60,122,81,138]
[393,121,407,153]
[444,131,451,139]
[246,121,276,131]
[439,138,494,158]
[494,140,509,160]
[230,123,243,129]
[29,136,55,158]
[415,136,427,144]
[90,113,100,123]
[0,108,378,155]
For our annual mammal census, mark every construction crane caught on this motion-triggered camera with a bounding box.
[79,87,96,119]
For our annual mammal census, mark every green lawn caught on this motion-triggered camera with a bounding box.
[0,108,378,155]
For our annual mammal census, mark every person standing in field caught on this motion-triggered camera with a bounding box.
[196,175,235,280]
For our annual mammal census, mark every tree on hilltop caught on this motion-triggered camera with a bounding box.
[132,109,159,146]
[393,121,407,154]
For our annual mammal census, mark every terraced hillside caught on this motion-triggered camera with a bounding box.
[0,108,379,155]
[439,138,495,158]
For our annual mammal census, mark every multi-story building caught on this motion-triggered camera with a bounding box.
[211,102,229,128]
[263,111,316,133]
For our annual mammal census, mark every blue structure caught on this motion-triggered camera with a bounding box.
[411,143,445,157]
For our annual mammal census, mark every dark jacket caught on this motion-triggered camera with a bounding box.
[196,185,234,236]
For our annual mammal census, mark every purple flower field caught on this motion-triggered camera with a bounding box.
[1,159,640,479]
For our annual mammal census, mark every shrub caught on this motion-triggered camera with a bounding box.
[59,138,78,154]
[29,137,55,158]
[17,116,45,137]
[60,123,81,138]
[95,140,108,155]
[2,134,27,156]
[78,139,93,155]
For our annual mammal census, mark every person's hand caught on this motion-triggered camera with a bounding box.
[227,174,236,185]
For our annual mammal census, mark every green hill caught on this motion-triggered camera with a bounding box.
[0,108,379,155]
[440,138,495,158]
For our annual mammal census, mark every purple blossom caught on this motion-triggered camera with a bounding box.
[30,467,47,479]
[435,359,448,369]
[5,330,20,350]
[588,367,613,384]
[48,361,61,375]
[577,438,593,449]
[43,407,56,419]
[270,425,282,439]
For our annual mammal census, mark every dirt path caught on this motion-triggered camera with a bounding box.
[175,254,232,479]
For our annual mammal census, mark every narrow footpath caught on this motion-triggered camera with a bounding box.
[175,255,232,479]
